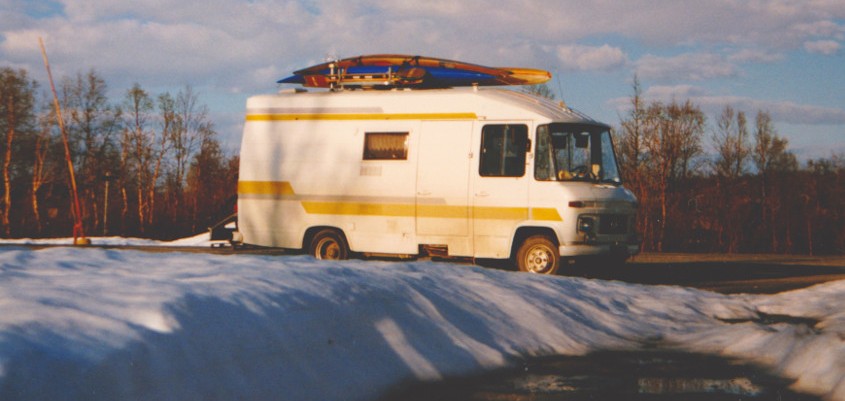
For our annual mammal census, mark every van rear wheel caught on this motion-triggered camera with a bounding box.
[308,229,349,260]
[515,235,559,275]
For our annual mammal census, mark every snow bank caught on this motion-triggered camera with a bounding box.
[0,232,212,247]
[0,247,843,401]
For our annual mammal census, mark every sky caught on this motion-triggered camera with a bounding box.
[2,0,844,161]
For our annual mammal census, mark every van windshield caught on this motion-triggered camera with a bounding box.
[534,123,622,184]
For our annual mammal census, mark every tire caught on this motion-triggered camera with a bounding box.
[515,235,560,274]
[308,229,349,260]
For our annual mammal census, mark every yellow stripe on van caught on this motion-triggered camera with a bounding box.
[531,208,563,222]
[239,180,563,222]
[417,205,469,219]
[473,206,528,220]
[238,181,294,196]
[302,201,415,217]
[246,112,477,121]
[471,207,562,221]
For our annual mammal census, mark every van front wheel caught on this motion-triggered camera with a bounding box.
[308,229,349,260]
[515,235,559,275]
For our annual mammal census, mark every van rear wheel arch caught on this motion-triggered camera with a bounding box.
[305,227,350,261]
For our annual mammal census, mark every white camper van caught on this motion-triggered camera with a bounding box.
[235,87,640,274]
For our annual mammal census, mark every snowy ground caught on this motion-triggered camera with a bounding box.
[0,232,213,247]
[0,236,844,401]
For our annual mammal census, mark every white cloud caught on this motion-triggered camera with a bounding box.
[804,40,841,55]
[555,44,628,72]
[3,0,844,158]
[790,20,844,39]
[5,0,844,87]
[635,53,738,82]
[643,84,709,99]
[728,48,785,63]
[610,85,845,126]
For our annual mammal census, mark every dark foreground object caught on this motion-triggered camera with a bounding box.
[381,351,820,401]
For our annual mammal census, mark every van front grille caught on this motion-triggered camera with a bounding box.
[598,214,628,235]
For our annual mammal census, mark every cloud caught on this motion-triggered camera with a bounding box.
[790,20,845,39]
[635,53,738,82]
[804,40,841,55]
[610,85,845,126]
[642,85,709,99]
[6,0,844,87]
[555,44,628,72]
[728,48,785,63]
[3,0,844,158]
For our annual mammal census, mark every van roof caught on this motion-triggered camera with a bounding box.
[246,88,606,127]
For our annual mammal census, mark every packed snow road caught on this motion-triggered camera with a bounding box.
[0,240,844,400]
[586,253,845,294]
[11,239,845,294]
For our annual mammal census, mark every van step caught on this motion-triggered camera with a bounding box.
[420,244,449,258]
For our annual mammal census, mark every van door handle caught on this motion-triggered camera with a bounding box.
[475,191,490,197]
[417,191,431,196]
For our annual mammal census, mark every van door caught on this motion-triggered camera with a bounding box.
[472,123,530,258]
[416,121,472,248]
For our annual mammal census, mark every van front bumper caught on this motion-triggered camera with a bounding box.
[559,242,641,258]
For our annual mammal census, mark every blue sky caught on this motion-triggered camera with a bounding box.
[2,0,844,162]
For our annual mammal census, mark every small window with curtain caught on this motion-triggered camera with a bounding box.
[363,132,409,160]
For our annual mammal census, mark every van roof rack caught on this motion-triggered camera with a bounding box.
[277,54,551,90]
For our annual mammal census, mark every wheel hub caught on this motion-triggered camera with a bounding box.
[317,240,340,260]
[527,248,552,273]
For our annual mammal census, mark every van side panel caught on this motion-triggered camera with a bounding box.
[415,121,473,256]
[239,118,420,254]
[238,119,303,248]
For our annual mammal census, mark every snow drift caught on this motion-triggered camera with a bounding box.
[0,246,843,400]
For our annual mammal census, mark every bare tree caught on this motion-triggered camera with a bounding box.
[752,110,797,252]
[712,106,750,179]
[641,100,706,251]
[710,106,751,252]
[617,76,647,180]
[148,92,176,227]
[165,86,211,227]
[0,68,38,237]
[0,66,236,239]
[122,83,154,232]
[753,111,795,176]
[616,76,651,246]
[186,124,228,232]
[117,125,131,231]
[172,86,208,190]
[31,104,55,234]
[62,69,122,232]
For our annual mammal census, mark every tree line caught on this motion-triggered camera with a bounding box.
[0,67,237,240]
[3,68,843,254]
[615,77,844,255]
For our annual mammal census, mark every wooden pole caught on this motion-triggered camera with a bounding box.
[38,37,89,245]
[103,172,110,236]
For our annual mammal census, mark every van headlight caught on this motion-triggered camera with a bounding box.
[577,216,595,234]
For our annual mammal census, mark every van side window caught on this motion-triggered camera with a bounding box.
[363,132,409,160]
[479,124,527,177]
